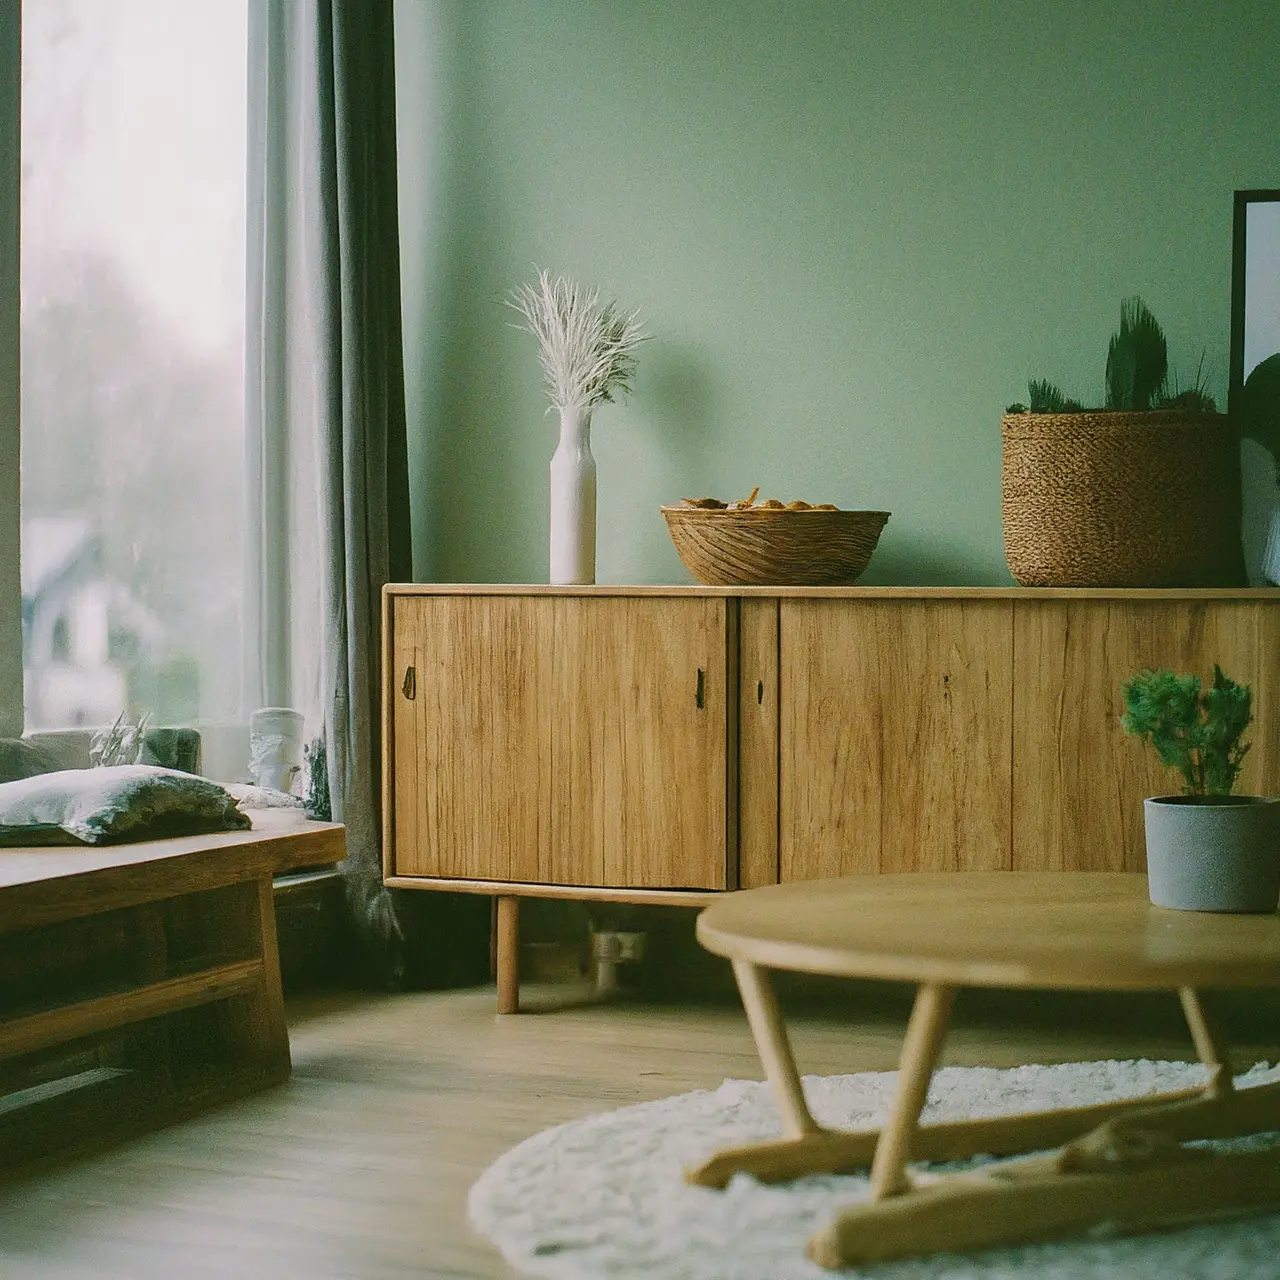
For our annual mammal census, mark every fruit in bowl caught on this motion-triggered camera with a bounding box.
[660,489,890,586]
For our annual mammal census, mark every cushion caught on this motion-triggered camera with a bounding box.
[0,765,252,847]
[0,737,59,784]
[224,782,305,810]
[139,727,202,774]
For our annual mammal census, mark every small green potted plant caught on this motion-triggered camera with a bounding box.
[1121,665,1280,912]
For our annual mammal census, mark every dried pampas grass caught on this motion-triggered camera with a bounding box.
[507,270,649,412]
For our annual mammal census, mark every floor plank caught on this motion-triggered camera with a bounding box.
[0,980,1276,1278]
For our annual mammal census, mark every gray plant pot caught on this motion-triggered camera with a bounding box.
[1143,795,1280,912]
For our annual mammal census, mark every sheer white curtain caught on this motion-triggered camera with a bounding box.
[244,0,325,738]
[245,0,414,981]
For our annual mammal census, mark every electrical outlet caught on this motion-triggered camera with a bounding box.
[614,931,646,963]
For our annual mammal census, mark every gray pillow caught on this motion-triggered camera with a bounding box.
[0,765,252,847]
[0,737,59,784]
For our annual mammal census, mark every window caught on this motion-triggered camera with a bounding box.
[18,0,248,733]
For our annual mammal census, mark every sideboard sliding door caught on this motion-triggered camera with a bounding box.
[777,598,1014,880]
[1011,598,1280,872]
[389,592,734,891]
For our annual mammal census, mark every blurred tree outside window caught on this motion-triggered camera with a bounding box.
[19,0,248,733]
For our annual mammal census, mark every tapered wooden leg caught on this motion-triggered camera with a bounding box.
[1180,987,1233,1096]
[688,979,1280,1194]
[868,982,955,1200]
[732,959,818,1138]
[495,896,519,1014]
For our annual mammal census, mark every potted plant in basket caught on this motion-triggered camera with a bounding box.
[1121,664,1280,912]
[1001,297,1242,587]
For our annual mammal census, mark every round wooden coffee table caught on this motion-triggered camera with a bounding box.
[690,872,1280,1268]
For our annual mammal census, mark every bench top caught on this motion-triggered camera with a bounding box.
[0,812,345,933]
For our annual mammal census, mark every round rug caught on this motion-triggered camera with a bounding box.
[468,1060,1280,1279]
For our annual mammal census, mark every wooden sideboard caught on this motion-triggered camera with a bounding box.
[381,584,1280,1009]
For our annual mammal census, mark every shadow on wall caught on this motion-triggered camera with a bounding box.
[402,0,534,584]
[599,340,724,583]
[858,526,1011,588]
[644,340,720,495]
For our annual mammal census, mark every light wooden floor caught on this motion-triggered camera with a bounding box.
[1,979,1277,1279]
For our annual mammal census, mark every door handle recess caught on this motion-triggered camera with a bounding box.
[402,666,416,700]
[695,667,705,709]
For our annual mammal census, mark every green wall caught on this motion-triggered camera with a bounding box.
[394,0,1280,587]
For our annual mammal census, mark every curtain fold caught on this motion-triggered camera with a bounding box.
[247,0,412,983]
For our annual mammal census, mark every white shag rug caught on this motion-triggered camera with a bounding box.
[469,1060,1280,1279]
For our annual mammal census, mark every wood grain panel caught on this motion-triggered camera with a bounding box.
[380,585,396,880]
[384,875,722,905]
[739,598,780,887]
[0,818,345,935]
[547,597,729,889]
[388,593,417,879]
[1,960,264,1062]
[390,595,552,881]
[1013,600,1280,872]
[780,600,1013,880]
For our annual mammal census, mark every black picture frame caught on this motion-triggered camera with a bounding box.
[1229,188,1280,417]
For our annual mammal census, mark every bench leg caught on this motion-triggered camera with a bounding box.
[222,875,290,1083]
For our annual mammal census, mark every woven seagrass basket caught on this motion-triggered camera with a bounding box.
[661,506,890,586]
[1000,410,1242,587]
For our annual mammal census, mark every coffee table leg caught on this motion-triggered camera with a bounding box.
[687,981,1274,1192]
[1179,987,1233,1095]
[732,958,819,1138]
[868,982,956,1199]
[806,983,1280,1268]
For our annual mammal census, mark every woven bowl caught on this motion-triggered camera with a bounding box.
[661,506,890,586]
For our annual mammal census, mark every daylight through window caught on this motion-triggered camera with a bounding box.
[19,0,247,731]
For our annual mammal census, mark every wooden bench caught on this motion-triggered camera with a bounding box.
[0,812,344,1178]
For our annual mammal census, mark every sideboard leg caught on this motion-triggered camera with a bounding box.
[496,895,520,1014]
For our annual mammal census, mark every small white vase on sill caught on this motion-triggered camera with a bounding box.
[549,404,596,585]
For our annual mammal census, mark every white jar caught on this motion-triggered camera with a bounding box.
[249,706,305,793]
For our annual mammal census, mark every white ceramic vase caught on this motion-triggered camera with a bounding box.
[549,404,596,585]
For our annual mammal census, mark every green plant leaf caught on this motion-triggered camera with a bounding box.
[1028,379,1071,413]
[1201,664,1253,796]
[1120,665,1253,796]
[1121,669,1201,793]
[1105,297,1167,411]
